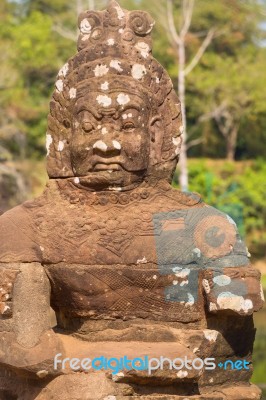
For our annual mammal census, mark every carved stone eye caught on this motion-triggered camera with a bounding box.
[63,119,71,129]
[82,121,94,133]
[123,122,135,131]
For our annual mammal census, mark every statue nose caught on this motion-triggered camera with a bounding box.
[92,139,122,156]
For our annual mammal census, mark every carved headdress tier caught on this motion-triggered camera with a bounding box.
[77,0,154,52]
[46,0,182,184]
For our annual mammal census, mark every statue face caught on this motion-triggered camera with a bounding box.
[70,85,152,190]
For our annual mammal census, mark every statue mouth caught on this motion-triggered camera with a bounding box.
[93,163,122,172]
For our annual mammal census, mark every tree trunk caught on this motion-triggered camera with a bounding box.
[226,125,238,161]
[77,0,82,16]
[88,0,95,10]
[178,40,189,192]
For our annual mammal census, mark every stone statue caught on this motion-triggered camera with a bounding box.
[0,1,264,399]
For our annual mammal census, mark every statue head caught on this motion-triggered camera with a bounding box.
[46,0,182,191]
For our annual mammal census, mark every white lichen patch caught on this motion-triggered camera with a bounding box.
[172,267,191,279]
[46,133,53,156]
[179,125,184,134]
[92,30,100,39]
[69,88,77,99]
[132,64,147,80]
[58,63,69,77]
[153,275,157,280]
[93,140,108,152]
[3,305,10,313]
[193,247,201,258]
[81,34,91,42]
[209,302,217,311]
[101,127,108,135]
[176,370,188,378]
[217,292,253,313]
[117,93,130,105]
[80,19,92,35]
[94,64,109,77]
[115,5,125,19]
[137,257,147,264]
[118,28,124,34]
[203,329,219,342]
[173,280,178,286]
[135,41,150,58]
[57,140,65,152]
[110,60,123,72]
[213,275,231,287]
[156,77,160,83]
[202,279,211,294]
[107,38,115,46]
[172,136,182,155]
[260,284,265,301]
[122,112,133,120]
[186,293,195,306]
[113,140,121,150]
[180,280,188,286]
[36,370,48,379]
[101,81,109,91]
[55,79,64,92]
[109,187,122,192]
[96,95,112,107]
[74,177,80,184]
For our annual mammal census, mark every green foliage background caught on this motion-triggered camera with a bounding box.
[174,159,266,258]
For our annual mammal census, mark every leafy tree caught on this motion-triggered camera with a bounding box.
[137,0,266,163]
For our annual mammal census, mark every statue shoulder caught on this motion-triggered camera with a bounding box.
[187,203,250,268]
[162,186,203,207]
[150,198,250,274]
[0,200,43,263]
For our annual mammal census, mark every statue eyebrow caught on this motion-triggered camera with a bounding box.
[76,101,143,119]
[76,104,101,119]
[119,103,141,113]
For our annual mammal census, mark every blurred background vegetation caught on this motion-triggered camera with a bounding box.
[0,0,266,394]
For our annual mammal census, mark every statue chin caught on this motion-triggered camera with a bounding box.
[74,170,146,191]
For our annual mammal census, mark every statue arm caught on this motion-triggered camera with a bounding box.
[202,263,264,315]
[0,204,64,375]
[198,212,264,315]
[0,262,63,375]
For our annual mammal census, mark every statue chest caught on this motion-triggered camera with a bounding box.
[39,202,205,323]
[34,201,200,266]
[35,204,157,264]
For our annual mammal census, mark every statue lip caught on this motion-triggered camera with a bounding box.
[93,162,122,172]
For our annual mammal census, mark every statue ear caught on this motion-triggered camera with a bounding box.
[149,116,164,164]
[150,116,162,142]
